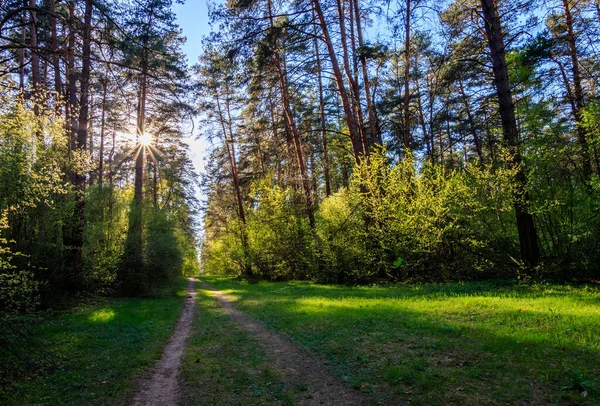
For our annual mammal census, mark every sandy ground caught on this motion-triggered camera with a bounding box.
[131,277,197,406]
[202,280,370,406]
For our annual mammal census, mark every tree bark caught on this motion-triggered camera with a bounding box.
[216,89,246,226]
[312,0,365,161]
[312,14,331,196]
[402,0,411,150]
[481,0,540,267]
[336,0,368,155]
[19,7,25,90]
[29,0,40,120]
[352,0,381,146]
[268,0,315,227]
[562,0,592,181]
[67,0,78,151]
[49,0,62,96]
[28,0,40,90]
[71,0,93,288]
[98,78,107,188]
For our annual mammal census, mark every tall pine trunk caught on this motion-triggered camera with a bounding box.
[49,0,62,96]
[312,14,331,196]
[268,0,315,227]
[402,0,411,150]
[481,0,540,268]
[561,0,593,181]
[312,0,365,161]
[70,0,93,288]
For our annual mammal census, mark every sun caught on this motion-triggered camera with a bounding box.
[139,132,152,146]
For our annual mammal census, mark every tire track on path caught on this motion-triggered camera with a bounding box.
[202,280,370,406]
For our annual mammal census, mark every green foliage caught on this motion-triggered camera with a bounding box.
[119,201,195,296]
[319,150,521,282]
[0,96,69,311]
[202,176,317,280]
[201,220,248,276]
[203,149,526,282]
[145,209,183,293]
[317,188,369,282]
[83,186,128,293]
[245,177,317,280]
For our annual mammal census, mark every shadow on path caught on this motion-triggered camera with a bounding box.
[131,277,197,406]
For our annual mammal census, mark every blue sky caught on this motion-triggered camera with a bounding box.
[174,0,211,65]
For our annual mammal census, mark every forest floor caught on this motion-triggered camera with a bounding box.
[0,278,189,405]
[2,277,599,405]
[186,276,600,406]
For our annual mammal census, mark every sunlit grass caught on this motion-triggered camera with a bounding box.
[0,277,188,405]
[88,308,116,323]
[205,277,600,405]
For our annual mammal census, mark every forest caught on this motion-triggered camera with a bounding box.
[198,0,600,284]
[0,0,598,309]
[0,0,599,404]
[0,0,200,310]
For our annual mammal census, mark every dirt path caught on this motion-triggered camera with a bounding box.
[202,281,370,406]
[131,278,197,406]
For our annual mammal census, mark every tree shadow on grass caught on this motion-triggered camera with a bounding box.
[205,278,600,405]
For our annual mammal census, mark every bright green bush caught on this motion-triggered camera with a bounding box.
[315,150,518,282]
[245,177,317,280]
[83,186,128,292]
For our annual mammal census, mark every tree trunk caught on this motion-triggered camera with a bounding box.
[353,0,381,145]
[71,0,93,288]
[268,0,315,227]
[217,90,246,225]
[312,15,331,196]
[19,7,25,90]
[214,81,250,274]
[402,0,411,150]
[312,0,365,161]
[29,0,40,119]
[109,125,116,190]
[98,78,107,188]
[49,0,62,96]
[28,0,40,89]
[336,0,368,155]
[562,0,592,181]
[481,0,540,267]
[135,73,147,209]
[67,0,78,151]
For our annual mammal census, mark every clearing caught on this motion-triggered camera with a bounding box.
[193,277,600,405]
[2,277,598,405]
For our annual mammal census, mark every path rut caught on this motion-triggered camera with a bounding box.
[202,280,370,406]
[131,277,197,406]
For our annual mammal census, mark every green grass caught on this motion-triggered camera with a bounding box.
[180,288,294,405]
[0,278,188,405]
[204,276,600,405]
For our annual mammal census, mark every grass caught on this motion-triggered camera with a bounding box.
[180,287,294,405]
[204,276,600,405]
[0,278,188,405]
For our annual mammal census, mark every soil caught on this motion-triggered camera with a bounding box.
[202,280,370,406]
[131,277,197,406]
